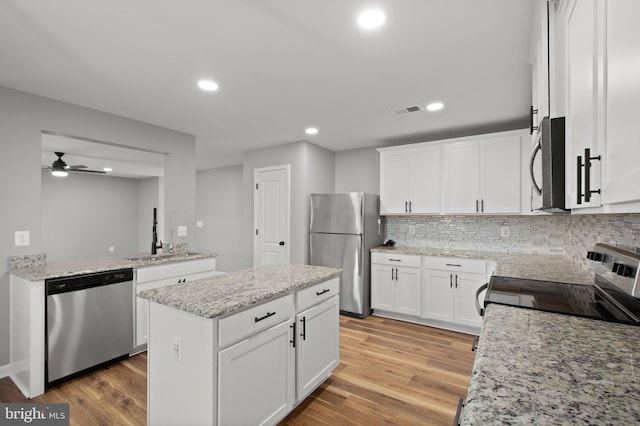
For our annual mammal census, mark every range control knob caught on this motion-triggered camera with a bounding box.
[587,251,603,261]
[613,263,633,277]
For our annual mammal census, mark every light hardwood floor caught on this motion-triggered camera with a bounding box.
[0,315,476,425]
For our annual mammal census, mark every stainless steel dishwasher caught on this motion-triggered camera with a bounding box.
[46,268,134,386]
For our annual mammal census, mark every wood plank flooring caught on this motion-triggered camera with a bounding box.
[0,315,476,425]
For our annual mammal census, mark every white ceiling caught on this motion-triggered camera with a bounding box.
[1,0,536,170]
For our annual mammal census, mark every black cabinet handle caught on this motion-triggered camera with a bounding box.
[408,201,412,212]
[453,398,465,426]
[475,199,479,213]
[481,199,484,213]
[290,322,296,348]
[584,148,601,203]
[529,105,539,135]
[300,317,306,341]
[254,311,276,323]
[446,263,462,267]
[471,335,479,352]
[455,274,458,288]
[577,154,583,205]
[405,201,408,213]
[450,274,453,288]
[316,288,330,296]
[388,258,402,262]
[279,241,285,246]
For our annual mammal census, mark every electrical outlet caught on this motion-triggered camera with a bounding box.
[408,225,416,235]
[177,226,187,237]
[15,230,30,247]
[196,221,204,228]
[109,246,115,252]
[172,336,182,362]
[501,226,510,238]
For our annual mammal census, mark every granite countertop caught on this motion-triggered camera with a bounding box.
[371,246,595,285]
[138,263,342,319]
[9,252,217,281]
[461,304,640,424]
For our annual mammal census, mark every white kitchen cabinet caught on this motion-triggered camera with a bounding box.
[422,257,490,330]
[442,137,521,214]
[563,0,603,210]
[218,318,295,426]
[135,258,216,348]
[602,0,640,207]
[379,144,441,214]
[531,0,550,131]
[296,295,339,401]
[371,253,421,316]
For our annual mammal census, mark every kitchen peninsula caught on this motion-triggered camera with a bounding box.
[138,263,341,426]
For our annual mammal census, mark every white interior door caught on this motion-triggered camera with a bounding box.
[254,165,290,267]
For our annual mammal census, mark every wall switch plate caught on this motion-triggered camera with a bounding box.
[177,226,187,237]
[196,221,204,228]
[501,226,510,238]
[15,230,30,247]
[172,336,182,362]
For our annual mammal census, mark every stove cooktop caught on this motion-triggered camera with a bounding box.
[485,275,640,325]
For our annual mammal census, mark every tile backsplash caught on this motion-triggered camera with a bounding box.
[386,213,640,267]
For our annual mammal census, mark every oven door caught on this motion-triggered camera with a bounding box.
[529,129,543,211]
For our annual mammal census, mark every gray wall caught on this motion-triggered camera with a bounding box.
[335,147,379,194]
[0,85,196,368]
[42,171,139,261]
[195,166,244,272]
[138,177,160,253]
[242,141,334,267]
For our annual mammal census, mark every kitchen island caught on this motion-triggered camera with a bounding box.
[138,263,341,426]
[460,304,640,424]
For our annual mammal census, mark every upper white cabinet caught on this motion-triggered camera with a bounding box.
[602,0,640,207]
[379,144,441,214]
[379,131,525,216]
[558,0,640,211]
[531,0,551,130]
[442,136,522,214]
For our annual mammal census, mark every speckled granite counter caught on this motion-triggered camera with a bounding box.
[371,246,595,285]
[138,263,341,318]
[9,252,217,281]
[460,304,640,425]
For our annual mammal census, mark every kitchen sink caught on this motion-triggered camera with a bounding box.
[125,252,200,261]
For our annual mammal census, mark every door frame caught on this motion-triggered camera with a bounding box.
[253,164,291,267]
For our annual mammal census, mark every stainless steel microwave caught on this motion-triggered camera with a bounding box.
[530,116,566,212]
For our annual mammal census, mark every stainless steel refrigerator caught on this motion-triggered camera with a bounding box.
[309,193,383,318]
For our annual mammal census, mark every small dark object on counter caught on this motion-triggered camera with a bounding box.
[383,239,396,247]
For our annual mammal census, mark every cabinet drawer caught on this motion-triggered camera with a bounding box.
[218,294,294,347]
[136,258,216,283]
[296,278,339,312]
[422,256,486,274]
[371,252,421,268]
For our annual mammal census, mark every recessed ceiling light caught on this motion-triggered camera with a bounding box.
[103,167,113,172]
[358,9,386,29]
[305,127,319,135]
[426,102,444,112]
[198,79,219,91]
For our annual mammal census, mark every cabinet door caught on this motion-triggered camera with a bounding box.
[408,145,441,214]
[480,137,521,214]
[379,150,409,214]
[565,0,602,209]
[218,319,295,426]
[422,270,454,322]
[395,267,421,316]
[371,264,395,311]
[603,0,640,206]
[296,296,339,401]
[442,141,480,214]
[453,272,486,328]
[531,0,550,126]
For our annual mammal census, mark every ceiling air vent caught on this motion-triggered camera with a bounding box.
[392,105,422,116]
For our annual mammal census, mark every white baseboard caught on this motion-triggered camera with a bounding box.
[372,310,480,336]
[0,363,11,379]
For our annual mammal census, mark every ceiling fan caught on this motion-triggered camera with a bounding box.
[43,152,107,177]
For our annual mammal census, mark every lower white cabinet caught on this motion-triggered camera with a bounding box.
[371,253,421,316]
[422,269,486,329]
[371,252,494,334]
[296,295,339,401]
[218,319,296,426]
[135,258,216,348]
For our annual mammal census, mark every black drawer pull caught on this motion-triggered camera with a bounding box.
[446,263,462,267]
[300,317,306,341]
[316,288,330,296]
[388,258,402,262]
[254,311,276,323]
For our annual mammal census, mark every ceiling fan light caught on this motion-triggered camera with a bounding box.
[52,169,68,177]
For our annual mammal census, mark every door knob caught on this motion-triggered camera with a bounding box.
[279,241,285,246]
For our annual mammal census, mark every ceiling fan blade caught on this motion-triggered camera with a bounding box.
[68,169,107,174]
[67,165,88,170]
